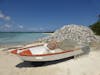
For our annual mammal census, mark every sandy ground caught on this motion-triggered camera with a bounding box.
[0,46,100,75]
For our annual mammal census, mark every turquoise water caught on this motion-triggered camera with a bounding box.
[0,32,48,47]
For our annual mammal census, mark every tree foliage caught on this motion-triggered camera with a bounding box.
[89,21,100,35]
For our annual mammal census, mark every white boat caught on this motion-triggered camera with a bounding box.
[11,43,84,62]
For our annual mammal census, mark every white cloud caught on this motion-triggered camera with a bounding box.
[0,11,5,18]
[0,10,11,21]
[4,24,11,28]
[0,13,4,18]
[5,16,11,21]
[0,10,13,31]
[0,24,12,31]
[18,25,24,29]
[39,27,44,30]
[27,27,45,32]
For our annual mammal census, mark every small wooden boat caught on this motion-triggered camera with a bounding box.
[10,43,84,62]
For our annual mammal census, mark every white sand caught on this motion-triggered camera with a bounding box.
[0,47,100,75]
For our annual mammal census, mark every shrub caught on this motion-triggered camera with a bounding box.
[89,22,100,35]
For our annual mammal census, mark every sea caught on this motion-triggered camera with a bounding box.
[0,32,49,48]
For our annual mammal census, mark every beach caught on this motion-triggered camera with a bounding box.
[0,46,100,75]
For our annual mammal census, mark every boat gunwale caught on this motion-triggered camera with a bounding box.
[19,48,81,57]
[15,43,81,56]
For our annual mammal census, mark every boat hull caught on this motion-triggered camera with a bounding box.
[18,49,83,62]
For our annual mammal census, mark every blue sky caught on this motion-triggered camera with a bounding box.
[0,0,100,32]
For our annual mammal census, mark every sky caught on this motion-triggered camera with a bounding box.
[0,0,100,32]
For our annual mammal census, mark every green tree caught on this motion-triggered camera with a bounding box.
[89,22,100,35]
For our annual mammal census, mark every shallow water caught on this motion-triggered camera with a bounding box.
[0,32,48,48]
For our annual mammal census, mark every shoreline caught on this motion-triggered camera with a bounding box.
[0,42,45,51]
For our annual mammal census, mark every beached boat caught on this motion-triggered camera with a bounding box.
[10,43,84,62]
